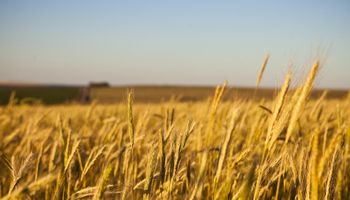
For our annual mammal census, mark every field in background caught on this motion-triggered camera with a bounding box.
[0,85,348,105]
[90,86,348,103]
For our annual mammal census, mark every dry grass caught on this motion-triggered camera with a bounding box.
[0,61,349,200]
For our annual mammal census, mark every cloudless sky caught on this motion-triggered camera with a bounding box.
[0,1,349,88]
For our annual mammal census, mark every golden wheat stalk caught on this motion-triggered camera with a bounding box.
[325,143,339,200]
[256,54,270,88]
[310,129,320,200]
[2,174,57,200]
[93,165,112,200]
[214,109,238,184]
[265,71,291,152]
[8,152,34,194]
[285,61,319,144]
[127,90,135,147]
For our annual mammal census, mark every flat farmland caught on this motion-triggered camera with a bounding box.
[90,86,348,103]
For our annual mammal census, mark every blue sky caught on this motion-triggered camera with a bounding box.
[0,1,349,88]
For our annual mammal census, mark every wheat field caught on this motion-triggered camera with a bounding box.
[0,62,350,199]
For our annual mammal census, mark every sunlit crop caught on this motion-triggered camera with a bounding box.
[0,61,349,199]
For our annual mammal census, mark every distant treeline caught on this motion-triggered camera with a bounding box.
[0,86,81,105]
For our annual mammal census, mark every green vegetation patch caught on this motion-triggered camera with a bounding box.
[0,86,81,105]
